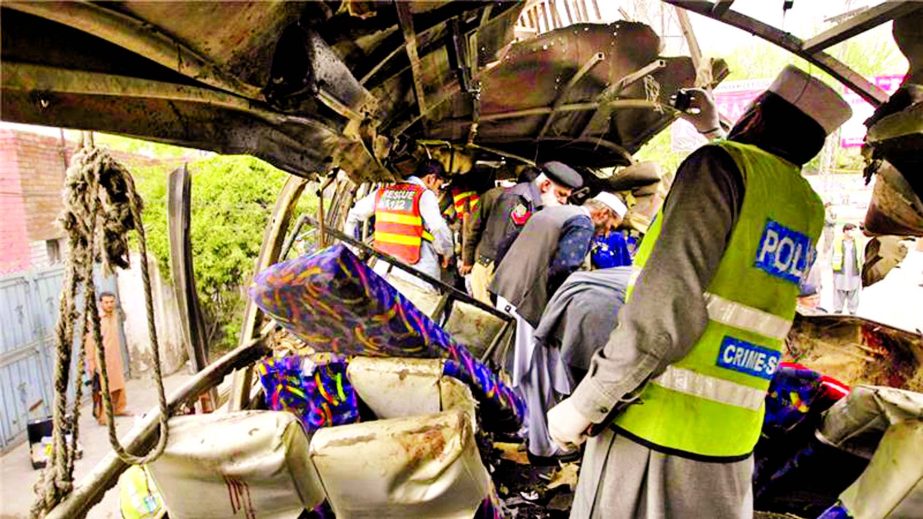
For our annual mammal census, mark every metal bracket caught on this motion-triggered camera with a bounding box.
[538,52,606,139]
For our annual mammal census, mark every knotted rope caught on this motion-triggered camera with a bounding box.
[32,145,170,517]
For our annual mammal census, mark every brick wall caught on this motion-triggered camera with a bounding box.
[13,131,70,241]
[0,131,31,274]
[0,128,191,275]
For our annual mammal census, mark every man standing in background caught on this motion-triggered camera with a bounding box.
[832,223,862,315]
[461,164,581,303]
[823,202,838,255]
[85,291,131,425]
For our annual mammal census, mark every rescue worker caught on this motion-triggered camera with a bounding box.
[461,163,583,303]
[491,193,626,458]
[547,67,852,518]
[345,159,453,291]
[831,223,862,315]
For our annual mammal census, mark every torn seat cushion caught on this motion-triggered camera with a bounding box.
[147,411,324,519]
[248,244,525,428]
[309,357,491,518]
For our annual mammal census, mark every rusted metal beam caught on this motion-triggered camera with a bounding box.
[44,335,271,519]
[476,98,667,122]
[664,0,888,106]
[538,52,606,138]
[466,143,537,165]
[166,164,216,409]
[396,2,429,119]
[674,7,703,73]
[548,0,561,29]
[229,176,308,411]
[302,215,513,322]
[4,1,260,99]
[561,0,575,25]
[598,59,668,102]
[1,62,276,118]
[487,134,635,164]
[590,0,603,21]
[711,0,735,18]
[802,2,921,54]
[578,59,668,140]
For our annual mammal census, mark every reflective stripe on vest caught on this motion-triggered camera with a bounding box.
[653,366,766,411]
[374,183,429,264]
[704,292,792,340]
[454,190,479,216]
[614,140,824,459]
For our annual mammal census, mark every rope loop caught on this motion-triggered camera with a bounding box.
[32,143,170,517]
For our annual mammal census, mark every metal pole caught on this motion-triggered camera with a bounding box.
[301,215,512,322]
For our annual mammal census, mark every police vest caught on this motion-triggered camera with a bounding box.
[449,188,480,221]
[617,140,824,460]
[831,236,860,273]
[374,183,434,265]
[119,465,166,519]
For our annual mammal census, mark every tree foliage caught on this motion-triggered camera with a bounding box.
[133,155,311,353]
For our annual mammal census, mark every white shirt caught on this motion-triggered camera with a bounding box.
[345,176,453,290]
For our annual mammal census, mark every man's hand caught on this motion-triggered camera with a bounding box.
[547,398,592,452]
[677,88,721,135]
[441,255,452,269]
[458,264,473,275]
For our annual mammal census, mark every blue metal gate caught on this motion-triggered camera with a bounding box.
[0,266,123,450]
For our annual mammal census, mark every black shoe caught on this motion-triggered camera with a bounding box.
[527,448,582,466]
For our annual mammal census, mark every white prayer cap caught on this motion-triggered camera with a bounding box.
[592,192,628,218]
[768,65,852,135]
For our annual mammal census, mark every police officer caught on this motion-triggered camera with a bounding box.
[548,67,852,518]
[461,162,583,303]
[345,159,453,291]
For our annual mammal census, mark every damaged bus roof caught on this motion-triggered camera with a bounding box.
[1,1,723,181]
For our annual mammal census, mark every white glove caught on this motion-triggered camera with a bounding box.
[677,87,722,135]
[547,398,592,452]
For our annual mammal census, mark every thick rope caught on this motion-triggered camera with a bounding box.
[32,146,170,517]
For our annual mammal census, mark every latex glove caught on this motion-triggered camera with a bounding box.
[547,398,592,452]
[676,87,721,135]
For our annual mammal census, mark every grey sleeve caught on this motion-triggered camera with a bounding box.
[569,146,744,422]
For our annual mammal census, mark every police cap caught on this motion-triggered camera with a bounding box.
[540,161,583,189]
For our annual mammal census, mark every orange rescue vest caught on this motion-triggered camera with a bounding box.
[374,183,434,265]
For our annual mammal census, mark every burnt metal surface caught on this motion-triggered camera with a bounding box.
[420,22,718,167]
[1,1,713,180]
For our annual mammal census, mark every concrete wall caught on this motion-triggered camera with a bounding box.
[117,253,188,376]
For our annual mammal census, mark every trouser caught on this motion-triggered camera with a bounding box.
[496,296,570,457]
[823,227,835,255]
[95,388,128,425]
[571,430,753,519]
[833,288,860,315]
[470,259,495,304]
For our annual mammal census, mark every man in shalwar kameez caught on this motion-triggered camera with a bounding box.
[85,291,130,425]
[547,68,853,518]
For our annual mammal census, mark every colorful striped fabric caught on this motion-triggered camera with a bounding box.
[255,355,359,432]
[248,244,525,429]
